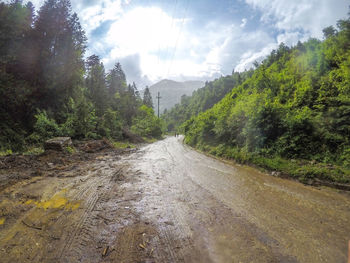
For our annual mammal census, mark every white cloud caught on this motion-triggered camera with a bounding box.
[244,0,349,38]
[78,0,123,34]
[101,7,187,84]
[234,43,276,72]
[100,7,250,85]
[240,18,247,28]
[232,0,349,72]
[105,7,181,58]
[25,0,349,85]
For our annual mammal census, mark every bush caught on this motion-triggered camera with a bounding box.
[0,123,26,151]
[131,105,162,138]
[97,108,122,139]
[28,110,61,143]
[340,147,350,168]
[62,97,97,139]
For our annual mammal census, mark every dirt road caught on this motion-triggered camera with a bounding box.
[0,137,349,262]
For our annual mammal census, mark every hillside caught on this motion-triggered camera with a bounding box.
[162,71,253,131]
[166,18,350,184]
[147,79,204,114]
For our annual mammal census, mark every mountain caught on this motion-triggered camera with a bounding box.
[172,22,350,183]
[162,71,253,131]
[147,79,204,114]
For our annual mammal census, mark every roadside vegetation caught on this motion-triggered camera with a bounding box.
[0,1,163,155]
[164,12,350,184]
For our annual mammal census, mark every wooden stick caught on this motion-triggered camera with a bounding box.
[22,220,42,230]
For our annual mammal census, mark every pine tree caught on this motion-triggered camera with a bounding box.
[32,0,86,120]
[85,55,108,117]
[143,86,153,109]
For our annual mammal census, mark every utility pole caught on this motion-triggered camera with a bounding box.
[156,92,161,118]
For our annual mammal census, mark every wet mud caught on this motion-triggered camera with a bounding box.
[0,137,349,262]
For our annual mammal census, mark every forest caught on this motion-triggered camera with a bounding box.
[1,0,349,184]
[163,12,350,184]
[0,0,162,153]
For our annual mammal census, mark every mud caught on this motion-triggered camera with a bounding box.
[0,137,349,262]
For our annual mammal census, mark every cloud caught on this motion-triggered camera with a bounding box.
[25,0,349,85]
[244,0,349,38]
[77,0,123,34]
[234,43,276,72]
[240,18,247,28]
[103,53,152,88]
[91,5,277,84]
[232,0,349,72]
[99,7,244,86]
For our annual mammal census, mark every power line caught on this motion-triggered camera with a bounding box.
[162,0,178,78]
[167,0,189,77]
[155,1,169,70]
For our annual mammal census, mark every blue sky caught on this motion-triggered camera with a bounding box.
[28,0,349,88]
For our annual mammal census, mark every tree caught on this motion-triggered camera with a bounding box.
[131,105,162,138]
[143,86,153,108]
[0,1,37,150]
[32,0,86,120]
[323,26,337,39]
[107,62,126,96]
[85,55,108,117]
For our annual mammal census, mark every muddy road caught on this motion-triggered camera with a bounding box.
[0,137,349,262]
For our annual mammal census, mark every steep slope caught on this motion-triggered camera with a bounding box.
[162,71,253,131]
[179,20,350,183]
[148,79,204,114]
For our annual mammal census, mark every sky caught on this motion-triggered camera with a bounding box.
[27,0,349,88]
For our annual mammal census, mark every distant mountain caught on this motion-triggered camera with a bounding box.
[147,79,204,114]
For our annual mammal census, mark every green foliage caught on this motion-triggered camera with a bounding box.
[177,16,350,183]
[0,122,26,151]
[23,147,44,156]
[143,87,153,109]
[97,108,122,139]
[29,110,61,143]
[162,72,252,131]
[0,0,165,154]
[60,96,97,138]
[65,146,76,154]
[86,55,108,117]
[196,144,350,184]
[131,105,162,138]
[0,149,13,157]
[113,141,135,149]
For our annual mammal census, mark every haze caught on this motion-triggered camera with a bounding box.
[27,0,349,87]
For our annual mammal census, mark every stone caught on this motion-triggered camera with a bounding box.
[44,137,72,151]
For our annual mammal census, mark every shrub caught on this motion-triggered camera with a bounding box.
[28,110,61,143]
[97,108,122,139]
[131,105,162,138]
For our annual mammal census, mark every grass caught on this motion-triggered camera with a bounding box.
[193,143,350,185]
[112,141,135,149]
[142,137,158,143]
[0,149,13,156]
[23,146,44,155]
[65,146,76,154]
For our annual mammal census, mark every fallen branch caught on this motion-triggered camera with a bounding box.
[102,246,109,257]
[22,220,42,230]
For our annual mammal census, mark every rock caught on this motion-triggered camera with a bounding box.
[122,128,144,143]
[271,171,281,177]
[44,137,72,151]
[81,140,113,153]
